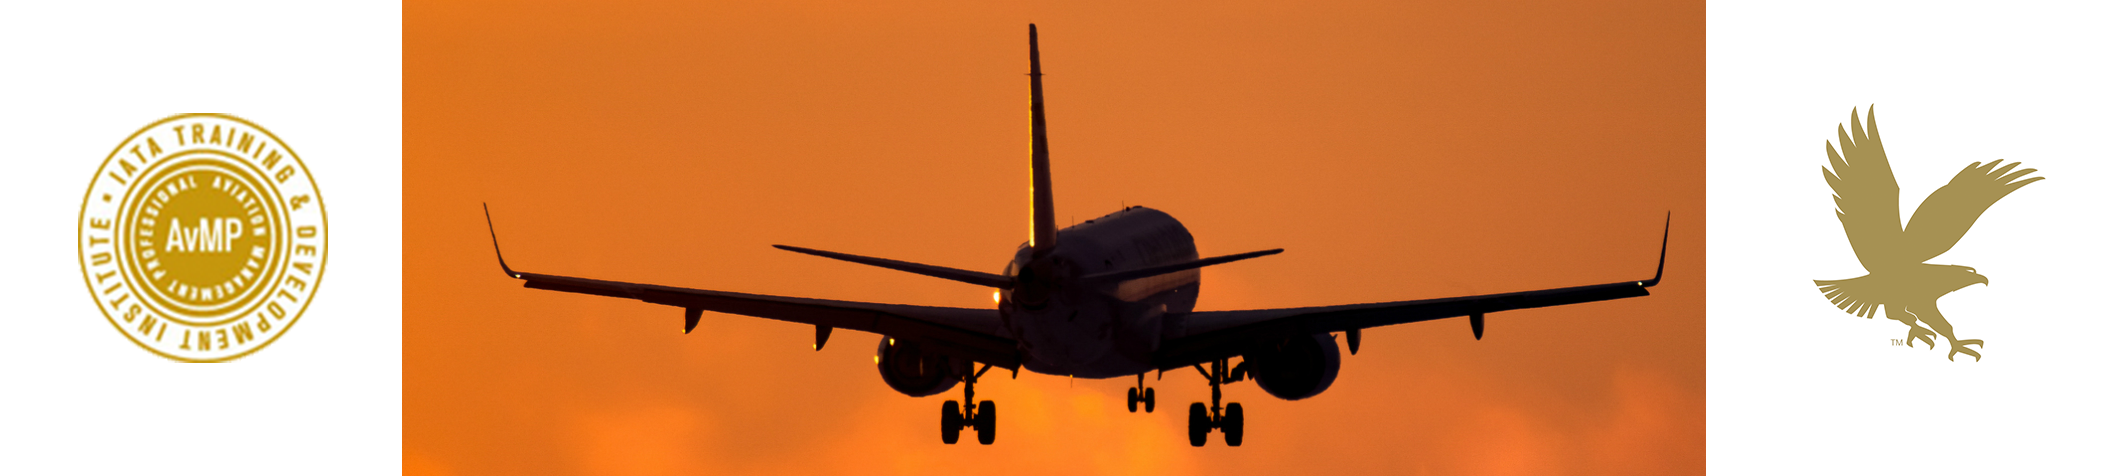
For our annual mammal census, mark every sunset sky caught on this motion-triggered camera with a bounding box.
[406,1,1701,474]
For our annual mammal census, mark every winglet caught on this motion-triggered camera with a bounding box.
[483,203,521,279]
[1640,212,1669,287]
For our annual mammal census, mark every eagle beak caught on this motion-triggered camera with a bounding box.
[1976,275,1990,286]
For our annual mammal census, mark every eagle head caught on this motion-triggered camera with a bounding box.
[1933,264,1989,293]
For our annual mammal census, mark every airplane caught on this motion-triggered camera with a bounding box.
[481,24,1668,447]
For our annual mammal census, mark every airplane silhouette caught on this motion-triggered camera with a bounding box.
[482,24,1668,447]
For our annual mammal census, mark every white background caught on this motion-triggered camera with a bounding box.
[0,2,401,475]
[1709,1,2111,473]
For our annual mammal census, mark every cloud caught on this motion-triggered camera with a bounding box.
[571,403,716,476]
[1582,367,1705,474]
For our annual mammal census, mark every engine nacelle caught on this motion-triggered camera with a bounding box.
[1244,333,1341,401]
[875,337,958,397]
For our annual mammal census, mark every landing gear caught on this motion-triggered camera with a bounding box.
[941,364,997,445]
[1187,403,1208,446]
[1185,358,1247,447]
[941,401,962,444]
[974,401,997,445]
[1126,374,1156,413]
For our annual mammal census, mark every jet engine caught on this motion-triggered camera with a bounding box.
[876,337,959,397]
[1244,333,1341,401]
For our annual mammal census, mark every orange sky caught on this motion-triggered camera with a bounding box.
[406,1,1702,474]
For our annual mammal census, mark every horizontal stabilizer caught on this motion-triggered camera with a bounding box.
[775,245,1014,289]
[1081,248,1283,284]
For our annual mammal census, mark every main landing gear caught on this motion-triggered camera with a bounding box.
[941,364,997,445]
[1187,358,1246,447]
[1126,373,1157,413]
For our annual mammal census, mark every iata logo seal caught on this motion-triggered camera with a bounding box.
[78,114,328,362]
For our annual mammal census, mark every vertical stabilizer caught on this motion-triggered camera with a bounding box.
[1028,24,1057,256]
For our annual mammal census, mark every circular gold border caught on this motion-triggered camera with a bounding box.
[78,113,330,362]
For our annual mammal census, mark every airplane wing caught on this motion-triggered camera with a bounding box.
[1153,217,1668,370]
[484,208,1021,369]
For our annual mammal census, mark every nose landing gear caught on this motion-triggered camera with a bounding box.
[941,364,998,445]
[1126,373,1157,413]
[1186,358,1246,447]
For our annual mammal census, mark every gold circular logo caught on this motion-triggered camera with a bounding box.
[78,114,328,362]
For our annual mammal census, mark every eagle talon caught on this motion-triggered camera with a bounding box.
[1906,327,1935,349]
[1947,339,1984,362]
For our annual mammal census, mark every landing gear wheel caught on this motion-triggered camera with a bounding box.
[1144,388,1156,413]
[1187,402,1209,447]
[974,400,997,445]
[1127,387,1140,413]
[941,400,962,444]
[1223,403,1244,447]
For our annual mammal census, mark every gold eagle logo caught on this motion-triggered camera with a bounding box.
[1815,107,2042,362]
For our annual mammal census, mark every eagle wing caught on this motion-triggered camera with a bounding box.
[1821,106,1907,271]
[1900,159,2043,262]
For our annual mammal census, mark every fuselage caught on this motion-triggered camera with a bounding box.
[998,206,1199,378]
